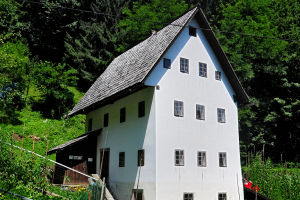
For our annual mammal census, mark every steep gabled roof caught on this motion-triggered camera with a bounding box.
[69,6,249,117]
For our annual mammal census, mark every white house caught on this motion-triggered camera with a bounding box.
[68,5,249,200]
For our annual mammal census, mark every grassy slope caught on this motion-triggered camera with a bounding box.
[0,86,86,160]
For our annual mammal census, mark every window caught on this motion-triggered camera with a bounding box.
[175,150,184,166]
[174,100,184,117]
[199,63,207,77]
[219,152,227,167]
[197,151,206,167]
[218,193,227,200]
[138,149,144,166]
[184,193,194,200]
[138,101,145,118]
[180,58,189,73]
[215,71,221,80]
[88,118,92,132]
[196,104,205,120]
[163,58,171,69]
[189,26,196,37]
[120,107,126,123]
[104,113,109,127]
[119,152,125,167]
[132,189,143,200]
[217,108,226,123]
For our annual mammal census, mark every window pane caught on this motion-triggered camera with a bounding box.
[104,113,109,127]
[196,105,205,120]
[215,71,221,80]
[174,101,184,117]
[88,119,92,131]
[217,108,225,123]
[138,101,145,118]
[120,107,126,123]
[184,193,194,200]
[219,152,227,167]
[138,149,144,166]
[198,151,206,167]
[199,63,207,77]
[164,58,171,68]
[175,150,184,166]
[119,152,125,167]
[189,26,196,37]
[218,193,227,200]
[180,58,189,73]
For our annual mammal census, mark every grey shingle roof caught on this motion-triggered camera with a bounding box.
[69,6,249,117]
[47,129,101,154]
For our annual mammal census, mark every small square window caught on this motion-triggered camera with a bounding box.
[120,107,126,123]
[218,193,227,200]
[199,63,207,77]
[163,58,171,69]
[196,104,205,120]
[88,118,93,132]
[175,150,184,166]
[219,152,227,167]
[119,152,125,167]
[104,113,109,127]
[197,151,206,167]
[174,100,184,117]
[189,26,196,37]
[215,71,221,80]
[217,108,226,123]
[138,149,144,166]
[132,189,143,200]
[138,101,145,118]
[184,193,194,200]
[180,58,189,73]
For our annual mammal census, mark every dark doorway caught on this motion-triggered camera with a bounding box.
[100,148,110,182]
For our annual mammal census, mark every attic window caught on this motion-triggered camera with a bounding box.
[215,71,221,80]
[180,58,189,74]
[189,26,196,37]
[120,107,126,123]
[138,101,145,118]
[163,58,171,69]
[104,113,109,127]
[88,118,93,132]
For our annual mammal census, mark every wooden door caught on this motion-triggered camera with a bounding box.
[64,161,88,185]
[100,148,110,182]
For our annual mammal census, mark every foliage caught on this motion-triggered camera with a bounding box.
[32,61,77,119]
[217,0,300,161]
[118,0,188,52]
[244,154,300,200]
[0,37,30,124]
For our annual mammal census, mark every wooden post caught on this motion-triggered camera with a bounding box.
[20,123,25,159]
[32,136,35,160]
[46,140,49,156]
[100,177,105,200]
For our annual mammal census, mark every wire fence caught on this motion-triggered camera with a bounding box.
[0,134,108,200]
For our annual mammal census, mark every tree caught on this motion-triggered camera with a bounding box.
[217,0,299,161]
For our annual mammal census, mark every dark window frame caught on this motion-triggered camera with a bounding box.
[215,70,221,80]
[184,192,194,200]
[104,113,109,127]
[199,62,207,77]
[175,149,184,166]
[88,118,93,132]
[180,57,189,74]
[138,101,145,118]
[120,107,126,123]
[174,100,184,117]
[217,108,226,123]
[196,104,205,120]
[197,151,207,167]
[218,193,227,200]
[119,152,125,167]
[138,149,144,166]
[219,152,227,167]
[163,58,171,69]
[189,26,197,37]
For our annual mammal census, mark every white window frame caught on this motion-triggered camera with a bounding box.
[196,104,205,120]
[174,100,184,117]
[199,63,207,77]
[197,151,207,167]
[175,149,184,166]
[219,152,227,167]
[180,58,189,73]
[217,108,226,123]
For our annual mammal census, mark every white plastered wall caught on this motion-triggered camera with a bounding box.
[145,19,244,200]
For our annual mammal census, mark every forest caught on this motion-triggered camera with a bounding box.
[0,0,299,199]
